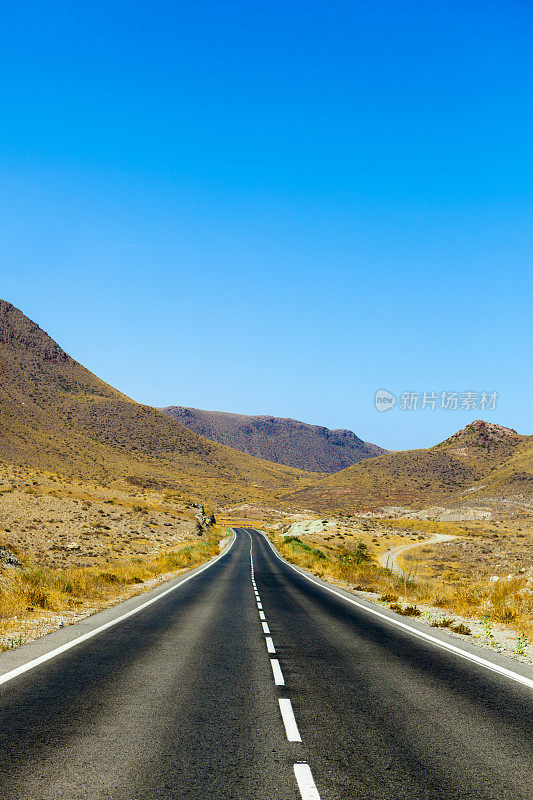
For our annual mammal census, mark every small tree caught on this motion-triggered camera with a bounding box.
[354,541,372,564]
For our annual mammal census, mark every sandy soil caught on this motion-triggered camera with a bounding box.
[0,465,198,568]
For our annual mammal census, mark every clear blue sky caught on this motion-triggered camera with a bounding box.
[1,1,532,450]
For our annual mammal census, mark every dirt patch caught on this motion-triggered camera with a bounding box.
[0,466,196,569]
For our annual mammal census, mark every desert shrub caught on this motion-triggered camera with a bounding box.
[21,569,49,588]
[99,572,120,584]
[402,604,421,617]
[283,537,326,560]
[406,605,421,616]
[353,541,372,564]
[163,551,182,569]
[450,623,471,635]
[433,595,453,608]
[25,586,52,609]
[431,617,455,628]
[388,602,421,617]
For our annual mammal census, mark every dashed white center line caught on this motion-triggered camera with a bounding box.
[279,698,302,742]
[270,658,285,686]
[248,529,320,793]
[294,762,321,800]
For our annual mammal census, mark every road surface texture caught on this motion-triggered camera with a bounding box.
[0,528,531,799]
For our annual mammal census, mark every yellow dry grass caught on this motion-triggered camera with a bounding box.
[273,533,533,638]
[0,528,224,650]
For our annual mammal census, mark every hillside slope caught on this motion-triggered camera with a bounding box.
[0,300,315,503]
[161,406,386,472]
[288,420,532,512]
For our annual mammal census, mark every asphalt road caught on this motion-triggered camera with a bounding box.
[0,528,531,799]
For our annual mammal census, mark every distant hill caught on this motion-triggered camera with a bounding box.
[0,300,315,503]
[287,420,532,512]
[160,406,387,472]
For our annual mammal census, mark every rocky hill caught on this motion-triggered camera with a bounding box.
[287,420,532,512]
[0,300,315,504]
[160,406,387,472]
[436,419,519,454]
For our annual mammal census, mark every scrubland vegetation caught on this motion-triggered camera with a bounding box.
[0,459,230,652]
[273,532,533,641]
[0,522,224,650]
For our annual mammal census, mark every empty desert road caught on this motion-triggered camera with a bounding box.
[0,528,532,800]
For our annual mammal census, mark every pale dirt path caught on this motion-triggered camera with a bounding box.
[378,533,457,578]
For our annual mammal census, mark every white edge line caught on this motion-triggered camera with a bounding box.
[294,762,321,800]
[259,532,533,691]
[0,531,237,687]
[279,698,302,742]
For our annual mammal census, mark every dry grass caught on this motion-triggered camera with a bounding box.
[391,518,467,537]
[0,459,227,650]
[0,465,202,569]
[0,529,223,649]
[274,534,533,638]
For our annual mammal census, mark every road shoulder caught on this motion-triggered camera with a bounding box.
[0,531,236,682]
[257,530,533,688]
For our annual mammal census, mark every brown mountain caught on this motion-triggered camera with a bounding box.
[0,300,315,503]
[160,406,387,473]
[288,420,532,512]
